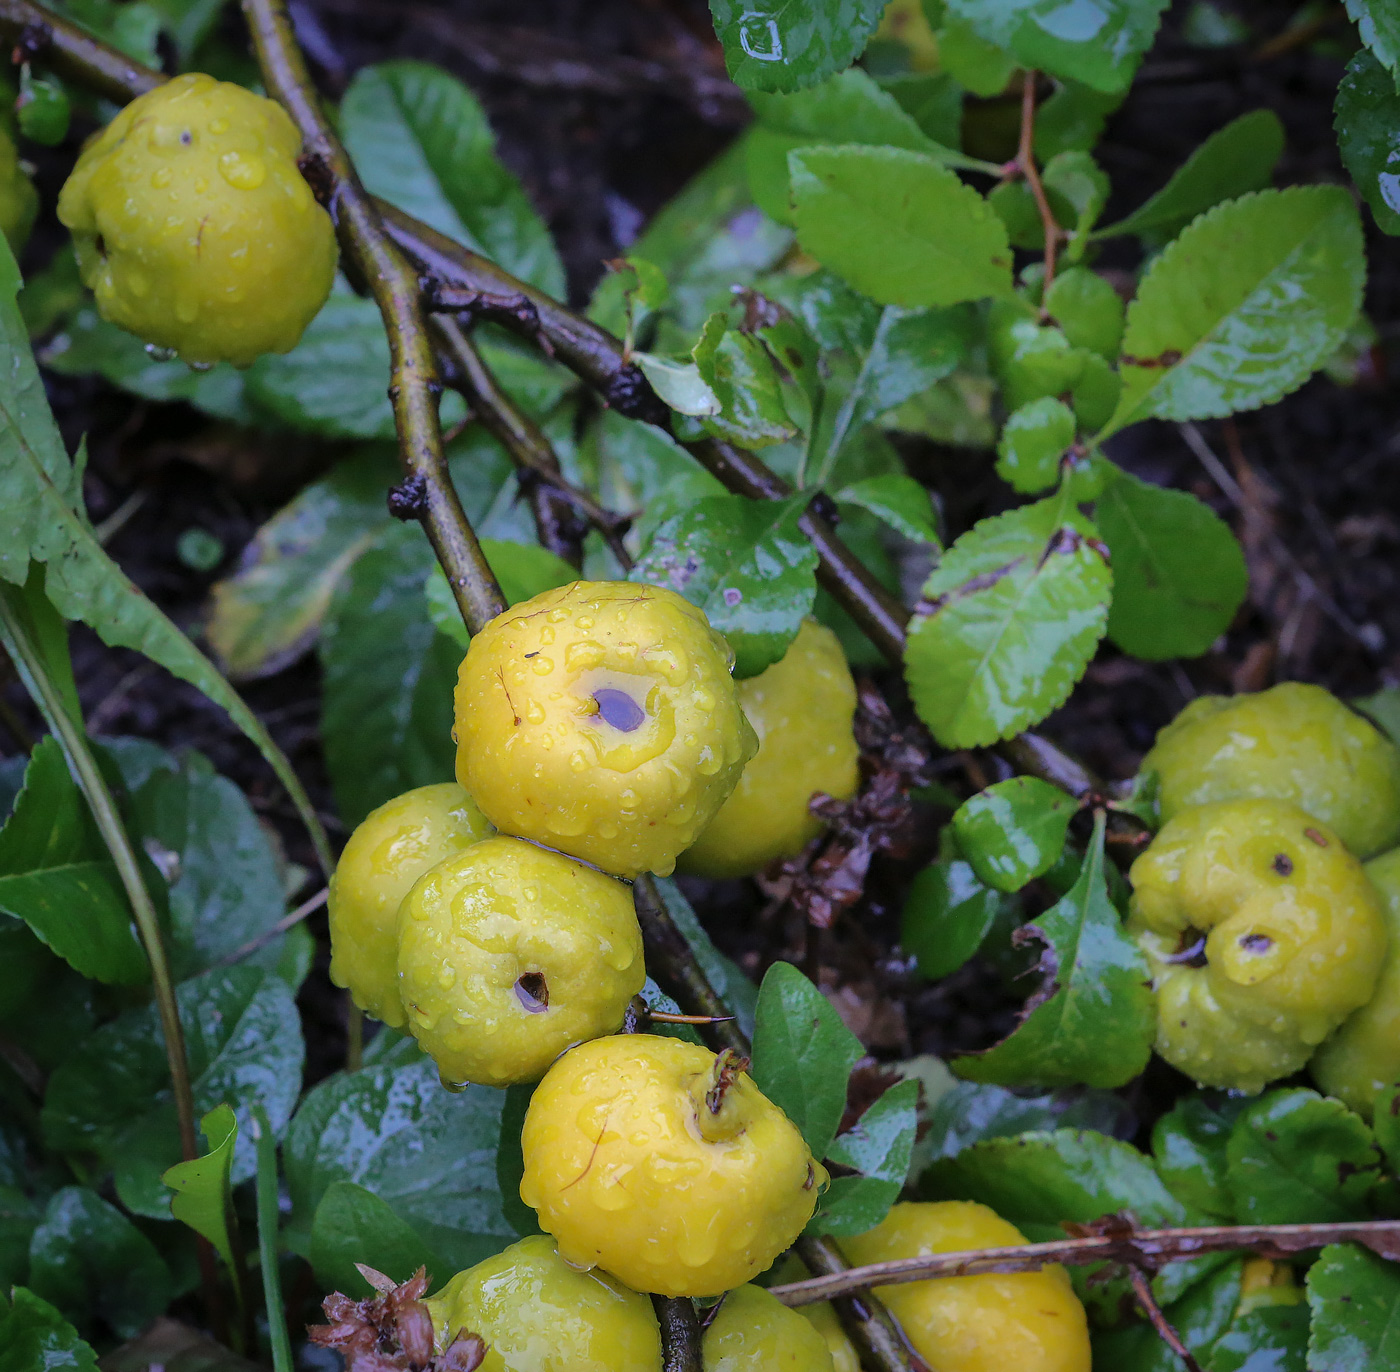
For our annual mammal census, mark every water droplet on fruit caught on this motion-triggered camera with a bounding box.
[531,656,553,676]
[219,150,266,190]
[209,117,229,134]
[151,167,172,189]
[188,360,215,372]
[439,1075,468,1093]
[526,701,546,724]
[437,966,456,989]
[144,343,177,361]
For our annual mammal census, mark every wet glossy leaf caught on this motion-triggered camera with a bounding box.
[791,146,1013,308]
[995,397,1077,495]
[284,1055,515,1276]
[813,1078,920,1235]
[342,61,564,295]
[309,1181,445,1299]
[632,352,721,416]
[1098,468,1248,660]
[496,1083,544,1240]
[0,1288,97,1372]
[708,0,887,93]
[631,492,818,678]
[1096,110,1285,244]
[425,539,577,648]
[1152,1093,1248,1220]
[1336,50,1400,238]
[751,961,864,1159]
[41,967,304,1219]
[320,523,460,828]
[937,14,1016,96]
[1307,1242,1400,1371]
[1095,1259,1244,1372]
[1205,1302,1309,1372]
[835,474,940,545]
[1345,0,1400,82]
[1226,1090,1382,1224]
[944,0,1169,92]
[1104,188,1366,435]
[904,496,1112,748]
[27,1187,171,1339]
[953,813,1154,1088]
[952,777,1076,893]
[1044,268,1126,361]
[692,316,798,447]
[0,738,144,985]
[900,858,1010,980]
[595,414,727,549]
[161,1105,238,1280]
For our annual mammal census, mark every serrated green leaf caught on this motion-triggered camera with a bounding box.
[708,0,887,93]
[791,146,1013,308]
[1336,50,1400,238]
[0,1288,97,1372]
[812,1078,920,1235]
[1345,0,1400,82]
[1044,267,1125,361]
[1045,150,1110,249]
[904,495,1112,748]
[161,1105,239,1281]
[952,776,1075,893]
[1151,1093,1247,1221]
[1095,1259,1244,1372]
[309,1181,445,1299]
[1225,1090,1382,1224]
[341,61,564,296]
[595,413,727,549]
[901,858,1011,981]
[751,961,863,1159]
[835,474,940,545]
[944,0,1169,92]
[996,397,1077,495]
[1098,468,1248,660]
[633,352,722,416]
[692,316,797,447]
[880,71,965,146]
[1104,187,1366,435]
[1035,78,1127,159]
[630,492,818,677]
[1307,1242,1400,1371]
[953,812,1154,1088]
[936,13,1016,95]
[1205,1301,1309,1372]
[1096,109,1285,243]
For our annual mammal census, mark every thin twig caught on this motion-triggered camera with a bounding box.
[241,0,506,637]
[1128,1266,1204,1372]
[0,0,161,100]
[1015,72,1060,292]
[769,1219,1400,1306]
[212,887,328,969]
[653,1295,704,1372]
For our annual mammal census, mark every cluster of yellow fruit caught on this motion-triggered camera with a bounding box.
[1129,682,1400,1105]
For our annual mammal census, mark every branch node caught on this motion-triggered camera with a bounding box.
[387,473,429,521]
[604,364,669,425]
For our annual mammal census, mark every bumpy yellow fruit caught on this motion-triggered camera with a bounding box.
[793,1301,858,1372]
[1311,847,1400,1117]
[1142,683,1400,858]
[328,783,493,1028]
[1129,799,1387,1093]
[702,1284,833,1371]
[454,581,756,878]
[424,1236,662,1372]
[519,1034,826,1297]
[57,73,336,366]
[397,836,643,1087]
[841,1202,1091,1372]
[680,620,859,878]
[0,124,37,253]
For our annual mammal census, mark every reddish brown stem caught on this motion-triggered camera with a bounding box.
[1016,72,1060,293]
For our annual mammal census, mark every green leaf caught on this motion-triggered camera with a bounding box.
[1095,1259,1244,1372]
[943,0,1170,93]
[936,14,1016,96]
[707,0,887,93]
[791,146,1013,308]
[309,1181,445,1299]
[0,236,330,876]
[1307,1242,1400,1371]
[161,1105,239,1280]
[1206,1301,1309,1372]
[1035,79,1127,160]
[1151,1092,1247,1221]
[631,493,819,678]
[283,1055,516,1275]
[812,1078,920,1235]
[835,474,940,545]
[904,495,1112,748]
[0,737,145,985]
[995,397,1077,495]
[632,352,721,416]
[692,315,797,447]
[1345,0,1400,83]
[495,1083,543,1240]
[27,1187,172,1339]
[341,61,564,296]
[1098,468,1248,661]
[952,812,1154,1088]
[751,961,863,1159]
[426,539,577,648]
[0,1288,97,1372]
[652,878,759,1042]
[952,776,1075,893]
[1104,187,1366,436]
[1044,268,1126,361]
[595,413,727,548]
[1225,1090,1382,1225]
[41,967,304,1219]
[1096,110,1285,243]
[901,858,1012,980]
[320,523,460,829]
[1336,50,1400,238]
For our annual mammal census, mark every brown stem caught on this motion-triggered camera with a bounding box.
[653,1295,704,1372]
[768,1220,1400,1306]
[1016,72,1060,292]
[1129,1266,1205,1372]
[0,0,161,100]
[240,0,505,636]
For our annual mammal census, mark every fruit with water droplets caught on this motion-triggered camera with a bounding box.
[702,1283,833,1371]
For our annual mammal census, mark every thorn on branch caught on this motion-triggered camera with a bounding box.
[603,364,670,426]
[387,473,429,521]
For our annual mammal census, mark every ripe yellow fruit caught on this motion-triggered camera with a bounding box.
[680,620,859,878]
[397,836,644,1087]
[328,783,493,1028]
[0,123,37,253]
[1129,799,1387,1093]
[702,1284,834,1371]
[841,1202,1091,1372]
[519,1034,826,1297]
[57,73,337,366]
[425,1235,662,1372]
[792,1300,859,1372]
[1141,683,1400,859]
[454,581,756,878]
[1311,847,1400,1117]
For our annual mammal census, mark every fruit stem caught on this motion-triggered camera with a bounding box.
[652,1294,703,1372]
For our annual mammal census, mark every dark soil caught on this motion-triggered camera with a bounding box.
[6,0,1399,1114]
